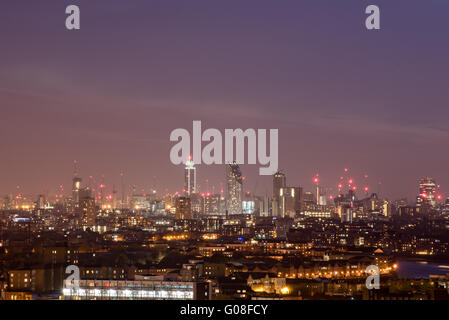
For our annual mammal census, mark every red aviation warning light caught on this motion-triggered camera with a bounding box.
[364,186,369,192]
[338,183,343,189]
[344,168,348,172]
[437,195,443,200]
[313,177,319,184]
[348,179,353,185]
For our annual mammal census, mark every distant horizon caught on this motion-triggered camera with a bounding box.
[0,160,442,204]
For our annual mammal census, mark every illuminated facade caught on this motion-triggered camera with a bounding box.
[79,196,96,228]
[273,171,286,215]
[62,278,210,300]
[226,162,243,215]
[279,187,302,218]
[242,201,255,214]
[175,196,191,219]
[184,159,196,196]
[189,193,203,214]
[72,177,82,207]
[203,193,223,215]
[416,177,437,208]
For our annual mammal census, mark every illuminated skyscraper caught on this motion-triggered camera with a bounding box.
[79,196,96,229]
[226,162,243,215]
[112,187,118,210]
[242,191,256,215]
[416,177,437,208]
[189,193,203,215]
[203,193,221,215]
[72,177,82,206]
[72,160,82,209]
[259,195,271,217]
[37,194,46,209]
[273,171,286,201]
[317,186,327,205]
[184,158,196,196]
[175,196,192,219]
[273,171,286,215]
[279,187,302,218]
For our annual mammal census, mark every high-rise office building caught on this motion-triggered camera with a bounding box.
[242,191,256,215]
[226,162,243,215]
[190,193,203,215]
[79,196,96,229]
[36,194,46,209]
[72,177,82,206]
[112,187,118,210]
[175,197,192,219]
[279,187,302,218]
[203,193,221,216]
[317,186,327,205]
[273,171,286,216]
[341,207,353,223]
[273,171,286,201]
[416,177,437,208]
[259,195,271,217]
[184,159,196,196]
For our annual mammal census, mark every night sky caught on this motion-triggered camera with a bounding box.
[1,0,448,201]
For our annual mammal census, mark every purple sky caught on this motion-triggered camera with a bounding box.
[1,0,448,201]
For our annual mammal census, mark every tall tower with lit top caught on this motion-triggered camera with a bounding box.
[72,160,81,208]
[184,156,197,196]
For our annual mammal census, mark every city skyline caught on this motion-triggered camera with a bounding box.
[1,160,448,205]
